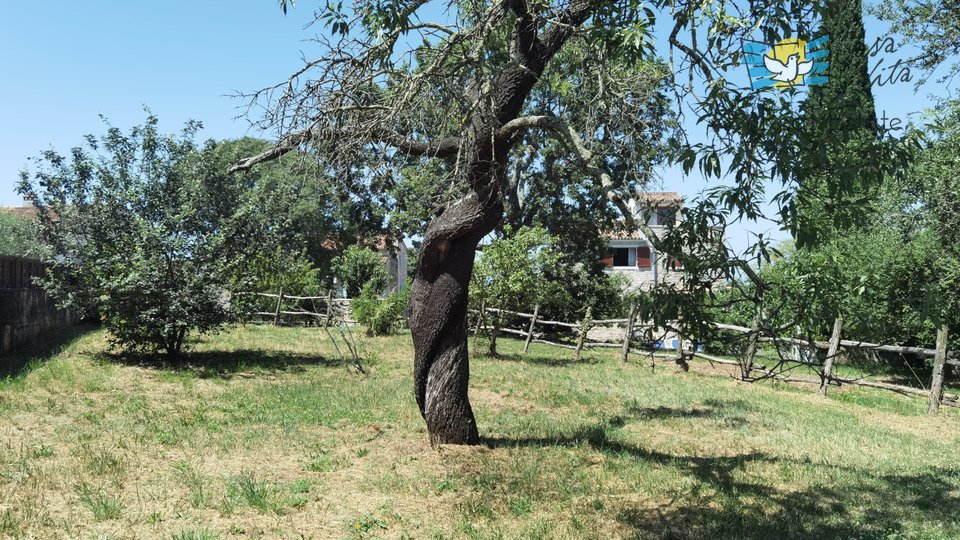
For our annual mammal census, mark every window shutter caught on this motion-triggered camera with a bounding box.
[602,253,614,267]
[637,247,651,268]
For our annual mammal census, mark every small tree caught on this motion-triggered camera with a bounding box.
[18,116,285,362]
[0,211,47,258]
[333,244,388,297]
[471,226,564,355]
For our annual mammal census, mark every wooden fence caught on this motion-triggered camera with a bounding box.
[469,305,690,362]
[0,256,47,289]
[0,256,78,357]
[470,305,957,415]
[236,290,365,373]
[237,290,354,325]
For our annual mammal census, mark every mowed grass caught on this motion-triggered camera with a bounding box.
[1,326,959,539]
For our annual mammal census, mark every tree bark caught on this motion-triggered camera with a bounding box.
[410,183,503,445]
[488,307,502,357]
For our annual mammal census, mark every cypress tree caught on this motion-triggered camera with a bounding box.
[795,0,879,248]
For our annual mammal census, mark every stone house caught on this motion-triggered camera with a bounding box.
[602,192,685,291]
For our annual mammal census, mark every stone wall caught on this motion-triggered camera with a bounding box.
[607,266,686,291]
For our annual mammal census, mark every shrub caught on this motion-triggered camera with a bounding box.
[352,280,408,336]
[18,115,292,361]
[333,244,388,298]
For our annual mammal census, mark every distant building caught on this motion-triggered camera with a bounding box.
[325,235,409,295]
[602,192,685,291]
[377,236,409,294]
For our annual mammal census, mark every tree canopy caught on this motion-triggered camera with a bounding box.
[18,116,295,361]
[234,0,920,444]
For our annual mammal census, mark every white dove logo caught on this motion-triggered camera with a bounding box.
[763,52,814,83]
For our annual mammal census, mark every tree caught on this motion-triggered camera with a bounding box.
[0,211,47,258]
[18,116,289,362]
[714,101,960,353]
[333,244,389,297]
[873,0,960,86]
[795,0,880,248]
[470,226,564,355]
[236,0,915,444]
[215,137,388,288]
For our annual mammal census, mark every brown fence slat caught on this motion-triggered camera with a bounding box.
[0,256,48,289]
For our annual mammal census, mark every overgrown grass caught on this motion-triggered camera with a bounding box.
[0,325,958,538]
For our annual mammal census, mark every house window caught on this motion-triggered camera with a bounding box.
[611,248,630,266]
[656,207,676,226]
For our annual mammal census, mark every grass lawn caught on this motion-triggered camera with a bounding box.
[1,325,959,539]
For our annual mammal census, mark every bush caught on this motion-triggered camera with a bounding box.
[18,116,290,361]
[352,280,408,336]
[333,244,388,298]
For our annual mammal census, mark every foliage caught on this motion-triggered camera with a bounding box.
[242,247,324,297]
[542,261,630,321]
[470,227,565,314]
[333,244,389,298]
[17,115,291,361]
[706,101,960,352]
[0,211,47,258]
[796,0,881,248]
[234,247,325,320]
[352,279,409,336]
[872,0,960,86]
[214,138,386,288]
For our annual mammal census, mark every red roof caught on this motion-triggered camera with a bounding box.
[634,191,682,205]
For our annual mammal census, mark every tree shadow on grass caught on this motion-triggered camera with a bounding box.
[0,323,97,379]
[485,412,960,539]
[484,351,602,367]
[106,348,348,380]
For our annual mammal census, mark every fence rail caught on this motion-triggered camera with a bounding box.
[236,291,355,325]
[470,305,957,413]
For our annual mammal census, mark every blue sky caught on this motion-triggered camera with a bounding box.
[0,2,950,250]
[0,1,319,205]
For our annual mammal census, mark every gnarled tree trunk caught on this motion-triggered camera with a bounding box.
[410,113,508,444]
[410,185,503,445]
[407,0,597,445]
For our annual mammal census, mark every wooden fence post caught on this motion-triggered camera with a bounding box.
[273,287,285,326]
[673,332,689,371]
[818,317,844,397]
[523,304,539,354]
[575,307,592,360]
[621,302,637,363]
[928,324,950,416]
[489,307,502,356]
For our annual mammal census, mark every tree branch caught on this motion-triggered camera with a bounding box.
[229,128,461,173]
[497,115,633,227]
